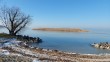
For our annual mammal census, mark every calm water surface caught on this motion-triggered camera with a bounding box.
[0,28,110,54]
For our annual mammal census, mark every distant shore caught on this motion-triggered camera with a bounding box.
[33,28,88,32]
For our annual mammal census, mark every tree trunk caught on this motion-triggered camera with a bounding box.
[9,31,16,36]
[0,7,30,35]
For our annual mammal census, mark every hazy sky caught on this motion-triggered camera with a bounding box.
[1,0,110,28]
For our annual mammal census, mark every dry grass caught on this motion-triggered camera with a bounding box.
[33,28,88,32]
[0,33,15,38]
[0,55,32,62]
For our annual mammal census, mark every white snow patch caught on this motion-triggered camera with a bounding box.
[33,59,40,62]
[0,50,10,55]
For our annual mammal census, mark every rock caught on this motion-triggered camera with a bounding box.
[91,42,110,50]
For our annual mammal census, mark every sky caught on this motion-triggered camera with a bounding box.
[0,0,110,29]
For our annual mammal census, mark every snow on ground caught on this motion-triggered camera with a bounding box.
[1,38,110,62]
[0,38,42,62]
[33,59,40,62]
[0,38,21,47]
[0,49,10,55]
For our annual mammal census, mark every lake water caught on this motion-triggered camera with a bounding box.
[0,27,110,54]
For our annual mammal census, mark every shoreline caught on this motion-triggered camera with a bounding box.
[2,45,110,62]
[1,38,110,55]
[1,38,110,62]
[33,28,88,32]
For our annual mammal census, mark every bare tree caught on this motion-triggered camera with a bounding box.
[0,6,31,35]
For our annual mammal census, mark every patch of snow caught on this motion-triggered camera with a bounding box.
[11,53,23,56]
[33,59,40,62]
[0,39,22,47]
[0,50,10,55]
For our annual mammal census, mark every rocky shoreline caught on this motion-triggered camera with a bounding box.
[1,39,110,62]
[91,42,110,50]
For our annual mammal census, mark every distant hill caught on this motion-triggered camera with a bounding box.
[33,28,88,32]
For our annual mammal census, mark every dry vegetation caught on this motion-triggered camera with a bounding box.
[0,55,32,62]
[3,46,110,62]
[33,28,88,32]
